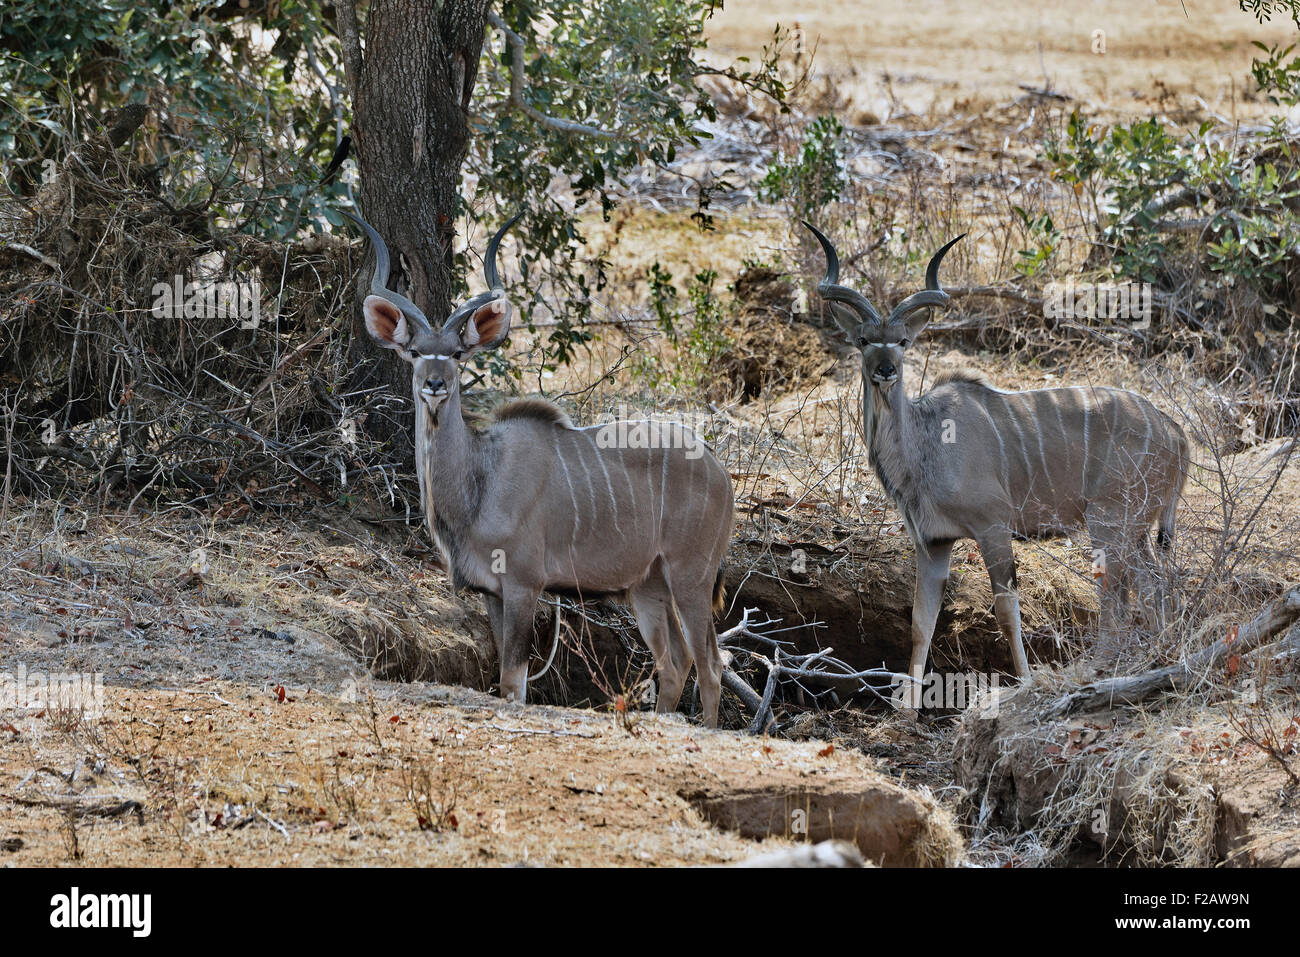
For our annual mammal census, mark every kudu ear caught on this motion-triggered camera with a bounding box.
[461,297,512,354]
[828,302,862,339]
[903,308,934,342]
[363,295,416,353]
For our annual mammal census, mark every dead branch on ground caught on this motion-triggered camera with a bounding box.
[1047,588,1300,717]
[719,607,910,733]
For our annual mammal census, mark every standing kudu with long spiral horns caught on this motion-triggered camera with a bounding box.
[343,210,735,725]
[803,223,1188,702]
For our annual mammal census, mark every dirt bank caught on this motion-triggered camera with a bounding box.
[0,681,960,867]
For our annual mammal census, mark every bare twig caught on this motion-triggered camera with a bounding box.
[719,608,911,733]
[4,243,59,270]
[487,724,597,738]
[254,806,291,842]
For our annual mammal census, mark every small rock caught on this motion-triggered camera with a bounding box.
[733,840,866,868]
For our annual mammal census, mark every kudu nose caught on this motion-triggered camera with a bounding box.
[875,363,897,380]
[422,377,448,397]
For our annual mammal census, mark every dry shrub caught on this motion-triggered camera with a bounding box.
[316,581,494,687]
[956,675,1221,866]
[910,786,967,868]
[715,265,836,401]
[0,108,395,511]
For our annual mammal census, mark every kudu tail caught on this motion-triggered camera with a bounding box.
[1156,496,1178,551]
[712,563,727,615]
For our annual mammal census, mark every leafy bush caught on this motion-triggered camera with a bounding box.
[759,114,846,222]
[0,0,347,234]
[1246,0,1300,103]
[1,0,790,371]
[634,264,732,395]
[0,0,793,501]
[1012,206,1061,278]
[1043,3,1300,293]
[1045,113,1300,289]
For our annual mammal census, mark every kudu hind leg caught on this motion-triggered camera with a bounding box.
[905,539,955,708]
[976,532,1030,678]
[1131,531,1167,635]
[673,587,723,728]
[1086,511,1137,664]
[629,571,690,715]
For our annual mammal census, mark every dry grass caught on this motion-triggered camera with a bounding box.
[0,504,491,691]
[706,0,1293,121]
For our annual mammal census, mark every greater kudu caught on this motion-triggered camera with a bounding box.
[803,223,1188,702]
[345,211,735,725]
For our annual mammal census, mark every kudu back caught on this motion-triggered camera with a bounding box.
[803,223,1188,700]
[345,210,735,726]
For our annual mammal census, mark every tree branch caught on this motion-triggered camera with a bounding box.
[1150,218,1215,233]
[1139,182,1202,221]
[943,284,1043,306]
[4,243,59,271]
[485,11,624,143]
[334,0,364,104]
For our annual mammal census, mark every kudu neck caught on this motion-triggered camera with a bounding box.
[416,388,485,538]
[864,373,913,445]
[863,371,918,491]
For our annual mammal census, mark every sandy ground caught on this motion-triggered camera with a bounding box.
[0,681,956,866]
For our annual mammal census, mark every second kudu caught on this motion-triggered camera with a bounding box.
[803,223,1189,702]
[345,211,735,726]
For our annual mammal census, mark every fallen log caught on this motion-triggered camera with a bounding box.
[1046,588,1300,717]
[2,792,145,824]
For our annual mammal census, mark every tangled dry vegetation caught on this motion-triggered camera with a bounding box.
[1,104,385,512]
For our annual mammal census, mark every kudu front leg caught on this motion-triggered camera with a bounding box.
[976,531,1030,678]
[491,585,541,704]
[904,539,954,709]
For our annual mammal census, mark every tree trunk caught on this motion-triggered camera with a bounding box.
[346,0,491,463]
